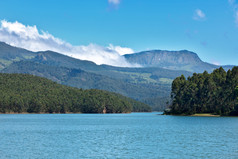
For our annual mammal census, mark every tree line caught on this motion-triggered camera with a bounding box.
[0,73,151,113]
[166,67,238,116]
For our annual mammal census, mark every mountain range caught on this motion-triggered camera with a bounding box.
[0,42,235,111]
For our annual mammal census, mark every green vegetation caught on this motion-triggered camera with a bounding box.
[142,96,171,111]
[0,42,192,111]
[0,73,151,114]
[158,78,173,84]
[0,42,36,70]
[166,67,238,116]
[111,71,158,84]
[2,61,172,110]
[1,42,236,111]
[0,59,12,66]
[113,93,152,112]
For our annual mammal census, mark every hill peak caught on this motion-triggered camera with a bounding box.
[124,50,203,69]
[123,49,233,73]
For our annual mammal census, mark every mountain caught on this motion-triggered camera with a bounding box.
[2,61,170,100]
[33,51,99,71]
[0,42,35,69]
[3,42,235,111]
[30,50,191,81]
[0,73,151,113]
[124,50,234,73]
[1,51,190,111]
[2,60,181,111]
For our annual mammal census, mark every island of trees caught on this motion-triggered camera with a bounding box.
[165,67,238,116]
[0,73,151,114]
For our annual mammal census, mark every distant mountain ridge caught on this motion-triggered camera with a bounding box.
[124,50,234,73]
[0,41,235,73]
[0,41,236,111]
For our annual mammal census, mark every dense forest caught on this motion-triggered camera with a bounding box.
[166,67,238,116]
[2,61,173,111]
[0,73,151,114]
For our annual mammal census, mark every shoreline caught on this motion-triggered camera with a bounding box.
[190,113,220,117]
[0,111,135,114]
[0,112,82,114]
[162,113,221,117]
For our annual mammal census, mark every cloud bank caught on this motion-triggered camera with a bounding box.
[0,20,137,67]
[193,9,206,21]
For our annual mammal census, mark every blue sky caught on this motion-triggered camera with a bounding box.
[0,0,237,65]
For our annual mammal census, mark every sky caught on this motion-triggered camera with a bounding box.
[0,0,237,66]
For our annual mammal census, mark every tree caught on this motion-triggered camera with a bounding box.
[167,67,238,116]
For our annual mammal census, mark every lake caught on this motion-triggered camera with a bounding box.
[0,112,238,159]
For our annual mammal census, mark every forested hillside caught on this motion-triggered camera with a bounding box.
[0,42,193,110]
[2,61,171,102]
[3,60,185,110]
[3,42,236,111]
[166,67,238,116]
[0,73,151,113]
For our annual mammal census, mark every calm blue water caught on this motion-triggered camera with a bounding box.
[0,112,238,159]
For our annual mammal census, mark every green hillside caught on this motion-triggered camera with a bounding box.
[27,51,193,110]
[0,42,35,69]
[2,61,179,110]
[0,73,151,113]
[0,42,195,111]
[166,67,238,116]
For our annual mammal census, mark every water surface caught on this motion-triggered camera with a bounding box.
[0,113,238,158]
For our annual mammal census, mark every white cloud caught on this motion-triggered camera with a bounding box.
[108,0,120,5]
[0,20,138,67]
[107,44,134,55]
[193,9,206,21]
